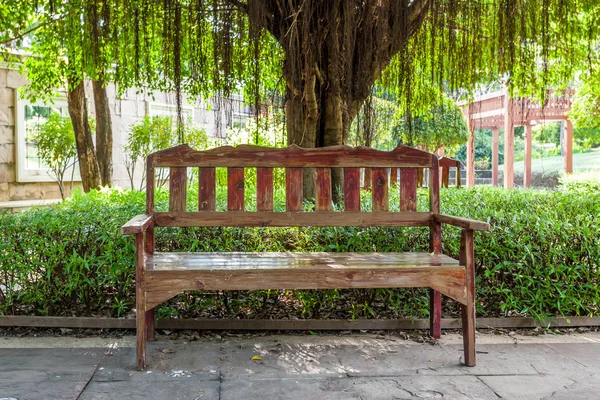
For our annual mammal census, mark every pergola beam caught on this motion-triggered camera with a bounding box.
[462,89,574,188]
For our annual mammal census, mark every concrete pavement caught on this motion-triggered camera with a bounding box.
[1,330,599,399]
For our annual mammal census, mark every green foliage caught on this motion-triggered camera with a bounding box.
[394,96,469,154]
[558,171,600,192]
[33,112,77,199]
[1,185,598,322]
[2,1,600,128]
[124,116,210,189]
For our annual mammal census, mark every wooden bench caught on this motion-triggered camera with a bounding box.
[122,144,490,370]
[439,156,464,188]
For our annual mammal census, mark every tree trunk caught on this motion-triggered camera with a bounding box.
[92,78,113,186]
[262,0,430,201]
[67,79,101,192]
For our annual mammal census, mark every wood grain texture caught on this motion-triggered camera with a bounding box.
[144,263,466,310]
[286,168,303,212]
[315,168,332,211]
[227,167,245,211]
[343,168,361,212]
[4,315,600,330]
[151,144,435,168]
[430,289,442,339]
[460,229,476,367]
[434,214,490,231]
[400,168,417,212]
[146,156,155,214]
[390,168,398,186]
[169,167,187,212]
[121,214,153,235]
[154,211,433,227]
[199,167,216,211]
[146,251,460,270]
[135,233,146,370]
[257,168,274,211]
[371,168,389,211]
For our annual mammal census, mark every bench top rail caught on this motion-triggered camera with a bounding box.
[149,144,436,168]
[144,144,447,228]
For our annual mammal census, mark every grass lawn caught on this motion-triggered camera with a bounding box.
[499,148,600,175]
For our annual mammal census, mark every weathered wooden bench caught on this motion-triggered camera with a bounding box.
[122,144,489,370]
[439,156,464,188]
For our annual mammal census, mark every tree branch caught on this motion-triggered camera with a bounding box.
[0,12,73,46]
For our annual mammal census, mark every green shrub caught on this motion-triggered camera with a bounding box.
[0,186,598,321]
[558,171,600,192]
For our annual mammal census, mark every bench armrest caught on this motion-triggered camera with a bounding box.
[434,214,490,232]
[122,214,153,235]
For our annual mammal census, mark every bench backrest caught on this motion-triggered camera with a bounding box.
[146,144,440,229]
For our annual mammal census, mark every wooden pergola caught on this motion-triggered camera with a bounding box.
[461,89,574,188]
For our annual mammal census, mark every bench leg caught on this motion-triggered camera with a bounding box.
[460,229,476,367]
[135,233,147,371]
[146,309,156,341]
[429,289,442,339]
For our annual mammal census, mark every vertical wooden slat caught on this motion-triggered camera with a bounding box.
[169,167,187,212]
[371,168,389,212]
[146,157,155,214]
[315,168,332,211]
[455,161,462,188]
[257,168,274,211]
[400,168,417,212]
[416,168,424,188]
[390,168,398,186]
[199,167,216,211]
[441,166,450,188]
[286,167,303,212]
[343,168,361,212]
[227,167,245,211]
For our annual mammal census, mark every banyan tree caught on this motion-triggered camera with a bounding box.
[2,0,599,194]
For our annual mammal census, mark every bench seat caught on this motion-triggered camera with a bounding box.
[142,252,467,310]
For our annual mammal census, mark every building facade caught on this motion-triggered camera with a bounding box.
[0,66,253,210]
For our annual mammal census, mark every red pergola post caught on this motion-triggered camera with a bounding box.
[491,127,499,187]
[524,124,532,188]
[466,104,476,188]
[503,92,515,189]
[565,119,573,174]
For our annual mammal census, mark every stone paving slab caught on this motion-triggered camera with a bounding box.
[220,376,498,400]
[1,334,600,399]
[0,348,105,400]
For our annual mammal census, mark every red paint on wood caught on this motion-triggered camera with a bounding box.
[286,168,303,212]
[344,168,361,212]
[199,167,216,211]
[315,168,332,211]
[257,168,274,211]
[371,168,389,212]
[227,168,245,211]
[400,168,417,212]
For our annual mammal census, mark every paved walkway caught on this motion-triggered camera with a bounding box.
[1,331,599,399]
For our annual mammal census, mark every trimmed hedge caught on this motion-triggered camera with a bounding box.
[0,184,598,321]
